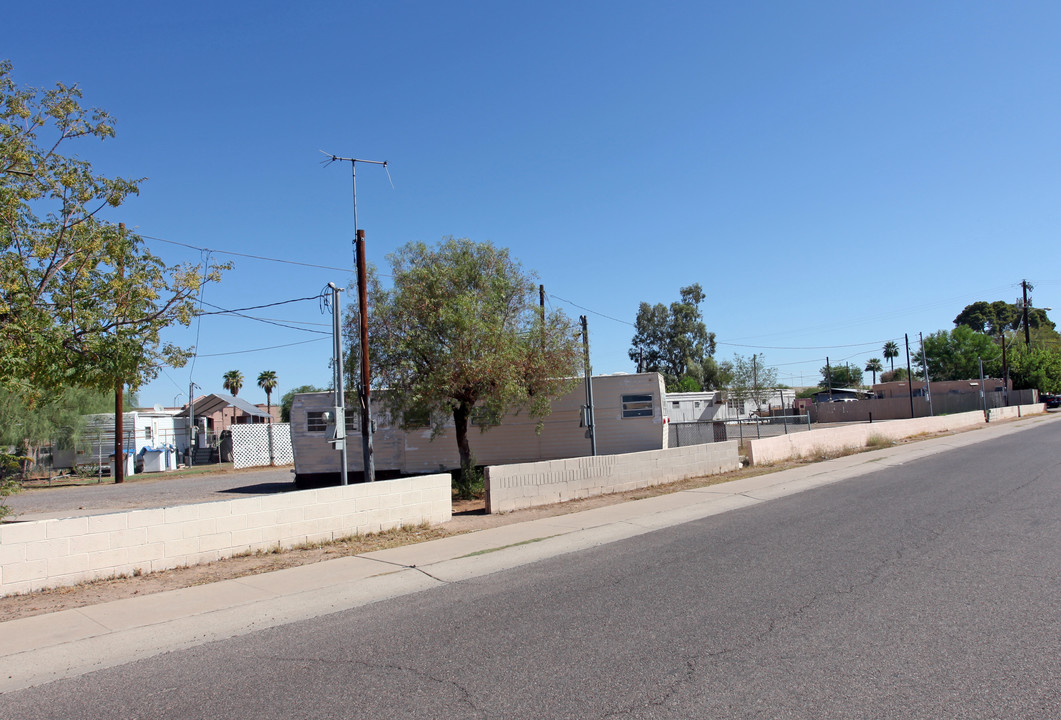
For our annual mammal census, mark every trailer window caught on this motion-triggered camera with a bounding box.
[307,411,327,432]
[621,394,654,418]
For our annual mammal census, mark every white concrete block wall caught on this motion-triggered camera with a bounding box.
[746,411,991,465]
[485,442,739,514]
[987,404,1045,423]
[0,474,451,597]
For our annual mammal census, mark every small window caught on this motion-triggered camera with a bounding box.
[345,410,358,432]
[672,401,681,408]
[471,406,502,427]
[622,394,654,418]
[144,426,153,440]
[694,401,701,408]
[307,411,327,432]
[403,408,431,429]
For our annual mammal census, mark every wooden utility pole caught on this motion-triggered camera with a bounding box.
[114,223,126,484]
[356,230,375,482]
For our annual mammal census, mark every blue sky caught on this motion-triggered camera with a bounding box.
[7,1,1060,406]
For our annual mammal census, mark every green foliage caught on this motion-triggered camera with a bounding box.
[918,325,1000,381]
[256,370,277,412]
[728,353,779,412]
[881,367,909,382]
[629,284,721,390]
[1007,343,1061,393]
[882,341,900,372]
[819,362,863,389]
[222,370,244,396]
[864,358,883,384]
[672,375,702,393]
[280,384,324,422]
[0,385,129,452]
[954,299,1056,336]
[0,60,226,394]
[365,238,583,480]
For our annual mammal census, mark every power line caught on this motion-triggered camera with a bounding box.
[196,294,325,317]
[140,234,356,274]
[549,293,635,327]
[196,337,328,358]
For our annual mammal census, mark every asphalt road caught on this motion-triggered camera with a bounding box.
[4,466,297,520]
[6,420,1061,718]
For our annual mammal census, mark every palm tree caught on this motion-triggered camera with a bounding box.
[257,370,278,421]
[865,358,883,385]
[222,370,244,397]
[883,341,899,372]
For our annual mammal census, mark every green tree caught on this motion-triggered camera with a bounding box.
[0,61,225,395]
[628,284,720,391]
[864,358,883,385]
[257,370,278,418]
[1007,344,1061,393]
[819,362,863,389]
[280,384,325,423]
[918,325,1000,381]
[882,341,900,372]
[728,353,779,415]
[222,370,244,397]
[366,238,582,498]
[881,367,910,382]
[0,384,133,470]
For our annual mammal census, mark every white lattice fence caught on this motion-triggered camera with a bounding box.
[230,423,294,468]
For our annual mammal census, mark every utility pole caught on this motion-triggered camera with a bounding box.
[328,283,348,486]
[1000,331,1010,405]
[826,357,833,402]
[539,284,546,350]
[323,153,388,483]
[580,315,596,456]
[355,231,374,482]
[1022,279,1031,346]
[919,332,933,416]
[905,333,914,418]
[114,223,126,484]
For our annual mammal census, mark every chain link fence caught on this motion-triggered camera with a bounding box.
[669,414,812,447]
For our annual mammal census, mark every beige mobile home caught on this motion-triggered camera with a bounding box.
[291,372,668,484]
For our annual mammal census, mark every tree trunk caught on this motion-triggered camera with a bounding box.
[452,401,476,499]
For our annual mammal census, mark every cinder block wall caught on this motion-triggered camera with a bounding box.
[485,442,740,514]
[0,474,451,597]
[987,403,1046,422]
[746,411,996,465]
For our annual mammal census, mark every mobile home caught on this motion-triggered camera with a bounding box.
[291,372,668,485]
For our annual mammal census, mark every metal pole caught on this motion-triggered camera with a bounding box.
[356,231,375,482]
[919,332,933,416]
[329,283,348,486]
[979,357,988,418]
[826,357,833,402]
[905,333,914,418]
[580,315,596,456]
[188,382,195,467]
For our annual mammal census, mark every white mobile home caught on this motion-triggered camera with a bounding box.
[291,372,668,484]
[52,409,188,472]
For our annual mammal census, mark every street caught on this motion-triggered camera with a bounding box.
[5,419,1061,718]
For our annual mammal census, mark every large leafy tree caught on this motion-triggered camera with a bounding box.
[728,353,779,414]
[818,362,863,389]
[918,325,1000,381]
[280,384,324,423]
[367,238,582,497]
[628,284,719,391]
[954,300,1054,336]
[1007,344,1061,394]
[0,60,224,393]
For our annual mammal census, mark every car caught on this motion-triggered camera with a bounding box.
[1044,394,1061,409]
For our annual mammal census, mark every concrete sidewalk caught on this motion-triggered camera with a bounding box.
[2,412,1057,693]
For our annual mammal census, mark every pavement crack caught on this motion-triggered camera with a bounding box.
[363,557,450,584]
